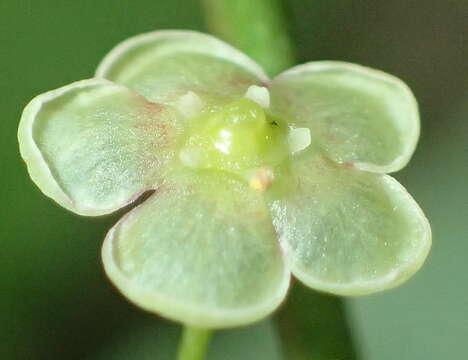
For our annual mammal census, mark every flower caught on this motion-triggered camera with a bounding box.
[18,30,431,328]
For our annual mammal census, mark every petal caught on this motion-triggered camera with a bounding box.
[102,170,290,328]
[96,30,268,105]
[270,61,420,173]
[18,79,181,216]
[269,152,431,295]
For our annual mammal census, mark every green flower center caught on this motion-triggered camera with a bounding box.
[179,97,289,189]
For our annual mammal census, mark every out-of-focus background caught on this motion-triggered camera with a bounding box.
[1,1,466,359]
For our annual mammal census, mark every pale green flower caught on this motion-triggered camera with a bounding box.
[18,30,431,328]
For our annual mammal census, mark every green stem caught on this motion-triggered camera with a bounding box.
[177,326,213,360]
[201,0,295,76]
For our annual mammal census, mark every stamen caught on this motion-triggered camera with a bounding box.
[176,91,203,118]
[244,85,270,109]
[288,127,311,154]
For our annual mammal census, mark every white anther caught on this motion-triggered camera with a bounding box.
[244,85,270,109]
[288,127,311,154]
[176,91,203,118]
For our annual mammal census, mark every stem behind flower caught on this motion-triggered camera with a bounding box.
[201,0,295,76]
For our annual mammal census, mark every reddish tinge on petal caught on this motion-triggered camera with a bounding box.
[18,79,181,215]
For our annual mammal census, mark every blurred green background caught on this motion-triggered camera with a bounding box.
[1,1,467,359]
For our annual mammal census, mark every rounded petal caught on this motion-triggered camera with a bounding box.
[269,152,431,295]
[18,79,181,216]
[102,171,290,328]
[270,61,420,173]
[96,30,268,105]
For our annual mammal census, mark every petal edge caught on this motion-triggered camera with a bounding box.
[96,30,268,105]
